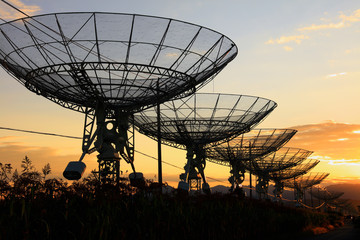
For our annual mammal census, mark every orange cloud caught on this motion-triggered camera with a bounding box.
[321,177,360,185]
[0,0,41,20]
[286,121,360,162]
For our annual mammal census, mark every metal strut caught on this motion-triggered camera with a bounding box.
[67,64,101,99]
[118,113,136,172]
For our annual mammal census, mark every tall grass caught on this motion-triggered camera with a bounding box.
[0,191,342,240]
[0,158,342,239]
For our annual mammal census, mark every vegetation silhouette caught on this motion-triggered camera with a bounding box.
[0,156,346,240]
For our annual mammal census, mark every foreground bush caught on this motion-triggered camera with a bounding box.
[0,192,342,240]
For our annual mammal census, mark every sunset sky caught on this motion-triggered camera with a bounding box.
[1,0,360,188]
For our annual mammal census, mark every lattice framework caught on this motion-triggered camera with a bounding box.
[0,12,238,114]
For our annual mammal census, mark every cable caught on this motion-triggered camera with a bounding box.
[0,126,227,182]
[134,150,183,170]
[0,127,82,139]
[0,125,302,202]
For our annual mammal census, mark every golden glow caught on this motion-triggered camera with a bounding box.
[1,1,360,188]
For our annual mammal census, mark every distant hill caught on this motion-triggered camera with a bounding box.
[211,185,230,194]
[326,184,360,200]
[211,184,360,201]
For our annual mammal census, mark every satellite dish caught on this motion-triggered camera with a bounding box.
[283,172,329,205]
[206,128,297,193]
[134,93,277,193]
[270,159,320,199]
[0,12,237,113]
[245,147,312,199]
[0,12,238,183]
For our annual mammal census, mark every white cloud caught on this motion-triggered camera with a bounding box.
[329,138,349,142]
[311,155,360,166]
[325,72,347,79]
[328,159,360,166]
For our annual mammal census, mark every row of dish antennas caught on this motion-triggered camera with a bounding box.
[0,11,327,194]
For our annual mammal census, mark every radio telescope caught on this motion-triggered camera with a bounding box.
[244,147,312,199]
[134,93,277,193]
[283,172,329,206]
[269,159,319,199]
[206,129,297,193]
[0,12,238,183]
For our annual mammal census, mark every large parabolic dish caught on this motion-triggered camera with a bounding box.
[0,12,238,183]
[0,12,238,112]
[134,93,277,192]
[134,94,277,148]
[205,128,297,191]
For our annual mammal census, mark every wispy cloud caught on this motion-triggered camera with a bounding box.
[266,9,360,51]
[298,22,345,31]
[325,72,347,79]
[339,9,360,22]
[286,121,360,160]
[322,176,360,185]
[265,35,309,45]
[298,9,360,31]
[327,159,360,166]
[312,155,360,166]
[0,0,41,20]
[329,138,349,142]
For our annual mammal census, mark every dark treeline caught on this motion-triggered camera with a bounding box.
[0,156,344,240]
